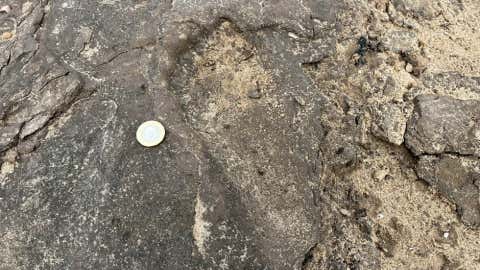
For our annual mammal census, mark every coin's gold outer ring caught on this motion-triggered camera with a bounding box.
[136,121,166,147]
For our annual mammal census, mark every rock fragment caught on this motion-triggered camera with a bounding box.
[417,155,480,227]
[373,168,389,181]
[405,63,413,73]
[0,5,11,14]
[382,30,419,53]
[403,52,428,76]
[0,125,21,152]
[405,95,480,157]
[1,47,83,151]
[375,226,397,257]
[423,72,480,95]
[371,103,407,146]
[247,88,262,99]
[294,95,306,106]
[1,32,13,40]
[392,0,436,19]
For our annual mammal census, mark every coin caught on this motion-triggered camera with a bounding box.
[136,121,166,147]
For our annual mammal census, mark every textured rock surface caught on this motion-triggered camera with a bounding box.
[417,155,480,226]
[371,103,407,146]
[392,0,436,19]
[1,0,480,269]
[405,95,480,157]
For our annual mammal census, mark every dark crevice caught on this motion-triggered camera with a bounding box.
[417,151,479,159]
[0,50,12,77]
[94,51,130,68]
[0,122,24,154]
[301,243,318,269]
[301,55,328,67]
[6,80,85,155]
[33,71,69,94]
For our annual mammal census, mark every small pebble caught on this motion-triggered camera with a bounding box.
[178,33,188,40]
[1,32,13,40]
[294,96,306,106]
[248,88,262,99]
[0,161,15,176]
[373,169,389,181]
[339,208,351,217]
[405,63,413,73]
[0,5,11,13]
[136,120,166,147]
[288,32,300,39]
[2,150,17,163]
